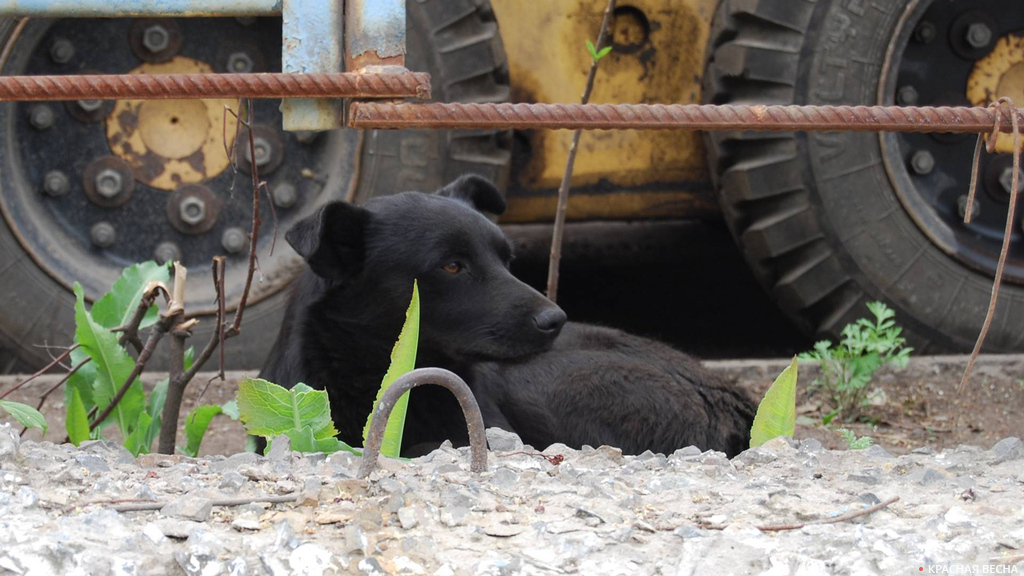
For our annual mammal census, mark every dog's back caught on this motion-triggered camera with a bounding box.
[470,323,756,456]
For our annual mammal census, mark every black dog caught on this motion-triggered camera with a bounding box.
[260,175,756,457]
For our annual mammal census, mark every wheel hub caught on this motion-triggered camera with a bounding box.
[881,0,1024,284]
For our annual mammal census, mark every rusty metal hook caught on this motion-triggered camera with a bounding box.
[358,367,488,478]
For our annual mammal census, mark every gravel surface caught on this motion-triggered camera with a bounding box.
[1,424,1023,575]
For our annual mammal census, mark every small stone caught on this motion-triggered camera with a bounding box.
[990,438,1024,464]
[394,557,427,575]
[232,517,262,531]
[16,487,37,507]
[314,502,356,525]
[799,438,823,453]
[485,428,524,452]
[482,522,525,538]
[138,453,180,468]
[161,495,213,522]
[489,467,520,490]
[847,469,882,485]
[0,424,18,462]
[219,471,247,491]
[577,445,624,469]
[440,506,470,527]
[268,435,291,461]
[142,523,166,544]
[440,487,477,509]
[290,544,333,575]
[733,447,777,467]
[156,519,203,539]
[136,484,157,501]
[74,453,110,473]
[358,557,388,575]
[862,445,894,459]
[209,452,259,473]
[398,506,419,529]
[944,506,974,526]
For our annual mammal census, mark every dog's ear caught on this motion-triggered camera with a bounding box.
[286,202,369,281]
[436,174,506,215]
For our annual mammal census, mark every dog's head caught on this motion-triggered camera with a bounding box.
[286,175,566,361]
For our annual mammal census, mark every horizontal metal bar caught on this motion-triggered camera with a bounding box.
[0,71,430,101]
[0,0,281,17]
[349,102,1024,134]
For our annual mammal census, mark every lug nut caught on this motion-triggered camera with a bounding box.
[1000,166,1024,195]
[29,105,55,130]
[50,39,74,64]
[957,195,981,220]
[910,150,935,175]
[227,52,254,73]
[245,136,272,167]
[142,24,171,53]
[272,182,298,208]
[77,100,103,113]
[95,169,124,199]
[179,197,207,226]
[914,22,937,44]
[221,227,248,254]
[42,170,70,197]
[154,241,181,264]
[897,85,919,106]
[90,222,116,248]
[965,22,993,50]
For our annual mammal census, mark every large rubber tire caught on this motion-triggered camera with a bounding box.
[703,0,1024,353]
[0,0,510,372]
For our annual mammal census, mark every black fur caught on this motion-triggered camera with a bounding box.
[261,175,757,457]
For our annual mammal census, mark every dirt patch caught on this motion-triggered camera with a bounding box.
[2,355,1023,456]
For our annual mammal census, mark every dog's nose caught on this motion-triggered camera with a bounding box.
[534,308,567,334]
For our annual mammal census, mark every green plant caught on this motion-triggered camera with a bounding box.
[0,400,47,435]
[238,282,420,457]
[799,301,911,419]
[750,357,798,448]
[586,39,612,62]
[837,428,874,450]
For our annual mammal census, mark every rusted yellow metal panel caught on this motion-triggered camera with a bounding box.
[967,34,1024,154]
[491,0,719,222]
[106,57,239,191]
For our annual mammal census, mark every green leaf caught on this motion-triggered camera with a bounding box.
[66,346,96,410]
[0,400,47,435]
[362,281,420,457]
[65,387,90,446]
[236,378,337,439]
[221,399,240,421]
[586,39,598,60]
[181,405,222,458]
[284,426,361,455]
[91,261,170,330]
[749,356,798,448]
[74,283,145,437]
[838,428,874,450]
[596,45,613,60]
[144,378,167,449]
[123,411,153,456]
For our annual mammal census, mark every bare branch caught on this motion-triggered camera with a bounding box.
[0,344,79,400]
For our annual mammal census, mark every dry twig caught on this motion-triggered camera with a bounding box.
[0,344,78,400]
[699,495,899,532]
[959,98,1022,393]
[546,0,616,302]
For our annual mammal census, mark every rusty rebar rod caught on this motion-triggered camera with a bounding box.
[0,71,430,102]
[359,367,488,478]
[349,102,1024,134]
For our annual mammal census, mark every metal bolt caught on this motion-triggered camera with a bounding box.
[95,169,124,199]
[77,100,103,113]
[272,182,298,208]
[914,22,937,44]
[957,195,981,220]
[179,197,207,226]
[910,150,935,175]
[50,39,74,64]
[142,24,171,53]
[1000,166,1024,195]
[965,22,993,49]
[227,52,254,73]
[153,241,181,264]
[244,136,272,167]
[29,105,54,130]
[90,222,116,248]
[42,170,70,197]
[897,85,919,106]
[221,227,248,254]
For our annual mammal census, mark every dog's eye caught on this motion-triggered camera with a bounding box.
[442,261,462,274]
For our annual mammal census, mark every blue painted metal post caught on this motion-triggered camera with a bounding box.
[0,0,281,17]
[345,0,406,71]
[281,0,343,131]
